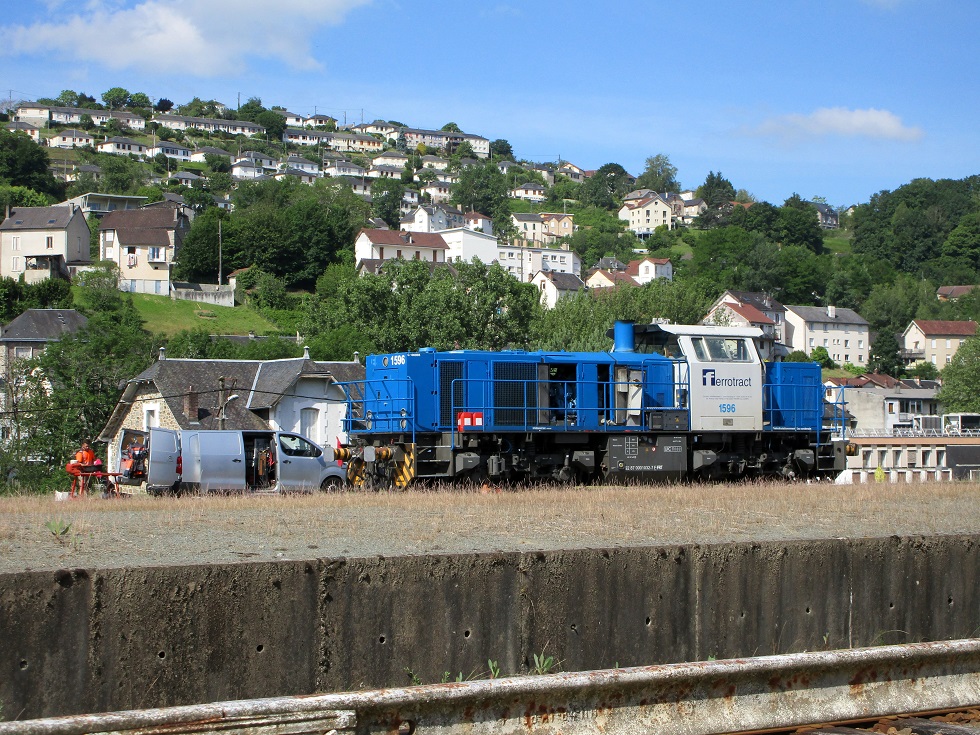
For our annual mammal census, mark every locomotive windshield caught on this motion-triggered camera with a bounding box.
[690,336,752,362]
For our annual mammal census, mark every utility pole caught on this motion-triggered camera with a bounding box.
[218,219,222,285]
[217,377,226,430]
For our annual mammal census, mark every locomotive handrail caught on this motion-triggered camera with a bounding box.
[338,378,417,443]
[448,374,689,448]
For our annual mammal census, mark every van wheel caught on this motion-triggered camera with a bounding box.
[320,476,345,492]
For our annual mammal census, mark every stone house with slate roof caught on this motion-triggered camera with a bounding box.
[0,204,91,282]
[0,309,88,436]
[98,352,365,472]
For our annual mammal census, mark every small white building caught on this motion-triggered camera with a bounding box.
[531,270,585,309]
[510,182,547,202]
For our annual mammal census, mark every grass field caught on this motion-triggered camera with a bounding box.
[127,293,282,336]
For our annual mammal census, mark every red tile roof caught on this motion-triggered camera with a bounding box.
[911,320,978,337]
[723,301,775,325]
[625,257,671,276]
[358,228,448,249]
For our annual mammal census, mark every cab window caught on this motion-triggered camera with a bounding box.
[691,337,752,362]
[279,434,322,457]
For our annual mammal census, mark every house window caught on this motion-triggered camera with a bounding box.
[11,236,19,251]
[11,257,21,272]
[946,355,952,363]
[946,339,952,349]
[14,346,31,360]
[931,339,937,348]
[143,404,159,430]
[149,247,165,262]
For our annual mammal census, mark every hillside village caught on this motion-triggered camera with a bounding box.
[1,89,980,483]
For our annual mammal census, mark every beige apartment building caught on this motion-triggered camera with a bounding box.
[902,320,977,368]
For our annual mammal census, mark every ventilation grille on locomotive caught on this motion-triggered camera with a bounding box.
[493,362,538,426]
[439,361,464,426]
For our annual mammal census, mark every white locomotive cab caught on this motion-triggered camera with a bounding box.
[662,325,765,432]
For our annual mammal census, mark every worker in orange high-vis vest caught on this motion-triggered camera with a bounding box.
[66,439,96,496]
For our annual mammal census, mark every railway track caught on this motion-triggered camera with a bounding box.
[783,708,980,733]
[4,640,980,735]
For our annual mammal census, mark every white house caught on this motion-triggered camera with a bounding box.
[190,146,233,164]
[902,320,977,368]
[497,242,581,282]
[440,228,499,265]
[0,205,91,282]
[324,160,367,178]
[354,229,449,266]
[97,137,148,157]
[148,141,192,162]
[280,155,320,176]
[619,194,673,236]
[625,257,672,284]
[5,121,40,142]
[531,270,585,309]
[783,304,871,366]
[48,129,94,149]
[99,203,190,295]
[401,204,465,233]
[422,181,453,204]
[510,183,547,202]
[465,211,493,235]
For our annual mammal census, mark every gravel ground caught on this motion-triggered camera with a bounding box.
[2,480,979,573]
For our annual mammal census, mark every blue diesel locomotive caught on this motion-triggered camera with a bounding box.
[339,321,848,488]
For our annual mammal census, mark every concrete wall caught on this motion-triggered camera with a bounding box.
[2,535,979,720]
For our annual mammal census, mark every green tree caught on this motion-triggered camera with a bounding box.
[0,184,50,208]
[101,87,130,109]
[128,92,152,109]
[96,154,148,194]
[866,331,904,376]
[371,177,405,228]
[696,171,736,209]
[937,338,980,411]
[0,129,64,198]
[154,98,174,112]
[942,212,980,267]
[809,346,838,369]
[490,139,513,160]
[450,160,510,230]
[578,162,632,209]
[634,153,680,193]
[56,90,79,107]
[775,195,824,253]
[441,122,462,133]
[255,109,286,139]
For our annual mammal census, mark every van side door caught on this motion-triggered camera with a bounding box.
[146,427,180,494]
[276,433,327,492]
[190,431,247,492]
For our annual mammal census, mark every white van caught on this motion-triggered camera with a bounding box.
[116,428,346,494]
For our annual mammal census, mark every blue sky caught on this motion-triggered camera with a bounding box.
[1,0,976,208]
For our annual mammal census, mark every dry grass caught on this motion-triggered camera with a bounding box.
[2,480,979,573]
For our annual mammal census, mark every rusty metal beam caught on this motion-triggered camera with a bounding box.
[4,639,980,735]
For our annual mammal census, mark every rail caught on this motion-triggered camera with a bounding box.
[6,639,980,735]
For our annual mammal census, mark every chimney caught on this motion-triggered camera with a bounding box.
[827,305,836,319]
[353,351,360,364]
[158,346,166,361]
[303,345,310,359]
[184,386,199,422]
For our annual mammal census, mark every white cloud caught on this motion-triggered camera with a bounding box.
[0,0,371,76]
[750,107,923,143]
